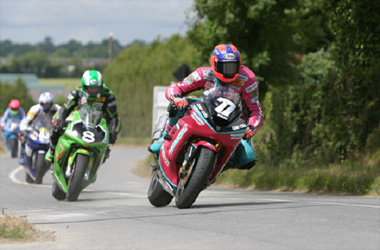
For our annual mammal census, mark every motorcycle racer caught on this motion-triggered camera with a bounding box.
[1,100,26,130]
[19,92,60,165]
[149,44,264,171]
[0,99,26,152]
[45,70,122,164]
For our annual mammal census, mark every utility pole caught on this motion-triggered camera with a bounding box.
[108,32,114,64]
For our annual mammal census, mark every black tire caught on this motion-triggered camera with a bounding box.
[25,172,34,183]
[67,154,89,202]
[175,147,215,209]
[35,153,49,184]
[52,180,66,200]
[147,170,173,207]
[9,138,18,158]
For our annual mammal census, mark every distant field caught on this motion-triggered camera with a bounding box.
[39,78,80,90]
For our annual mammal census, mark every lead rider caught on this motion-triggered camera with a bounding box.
[149,44,264,171]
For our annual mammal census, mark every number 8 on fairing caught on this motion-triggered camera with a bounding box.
[82,131,95,143]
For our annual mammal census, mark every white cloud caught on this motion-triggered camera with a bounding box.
[0,0,194,45]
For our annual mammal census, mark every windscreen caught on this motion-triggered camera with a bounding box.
[33,114,53,131]
[201,85,242,126]
[78,106,103,128]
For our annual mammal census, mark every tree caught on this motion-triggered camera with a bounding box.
[322,0,380,151]
[188,0,332,94]
[104,35,202,137]
[11,51,48,76]
[0,79,35,113]
[38,36,55,53]
[0,40,14,57]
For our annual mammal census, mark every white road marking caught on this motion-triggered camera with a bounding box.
[102,191,146,198]
[9,165,51,188]
[259,198,380,209]
[306,201,380,209]
[8,166,146,198]
[9,166,379,209]
[9,166,30,185]
[200,196,380,209]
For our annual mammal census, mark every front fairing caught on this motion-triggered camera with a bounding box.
[3,116,21,134]
[65,107,109,146]
[201,85,243,129]
[23,118,53,178]
[26,118,52,148]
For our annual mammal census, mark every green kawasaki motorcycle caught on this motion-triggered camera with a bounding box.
[51,106,109,201]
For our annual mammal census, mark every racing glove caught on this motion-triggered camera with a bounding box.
[55,119,65,132]
[19,130,29,144]
[244,125,257,140]
[170,96,188,112]
[50,120,65,146]
[0,124,4,131]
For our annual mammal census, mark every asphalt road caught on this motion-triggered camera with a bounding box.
[0,146,379,250]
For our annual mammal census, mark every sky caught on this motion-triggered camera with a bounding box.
[0,0,195,46]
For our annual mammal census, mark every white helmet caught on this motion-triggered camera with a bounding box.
[39,92,54,113]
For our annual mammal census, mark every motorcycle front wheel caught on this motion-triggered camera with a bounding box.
[175,147,215,209]
[52,180,66,200]
[35,153,49,184]
[67,154,89,201]
[9,138,18,158]
[25,172,34,183]
[148,170,173,207]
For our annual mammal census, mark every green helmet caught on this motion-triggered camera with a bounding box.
[81,70,104,100]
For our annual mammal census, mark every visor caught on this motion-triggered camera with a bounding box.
[215,61,240,76]
[84,86,101,97]
[42,103,52,110]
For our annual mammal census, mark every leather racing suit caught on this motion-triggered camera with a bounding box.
[19,103,60,165]
[52,85,121,144]
[47,85,122,164]
[154,65,264,170]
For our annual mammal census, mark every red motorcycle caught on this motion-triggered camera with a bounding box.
[148,86,248,208]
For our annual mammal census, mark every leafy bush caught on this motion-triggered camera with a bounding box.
[0,79,35,113]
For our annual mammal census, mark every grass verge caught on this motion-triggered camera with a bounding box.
[132,154,154,179]
[215,163,380,195]
[0,215,33,240]
[0,144,6,156]
[0,215,54,244]
[140,151,380,196]
[115,137,151,147]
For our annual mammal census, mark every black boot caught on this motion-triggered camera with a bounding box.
[103,147,111,163]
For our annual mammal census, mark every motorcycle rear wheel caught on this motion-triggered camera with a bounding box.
[9,138,18,158]
[67,154,89,201]
[35,153,49,184]
[148,170,173,207]
[175,147,215,209]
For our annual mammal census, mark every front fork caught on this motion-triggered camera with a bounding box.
[178,145,196,179]
[178,141,220,186]
[54,148,91,193]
